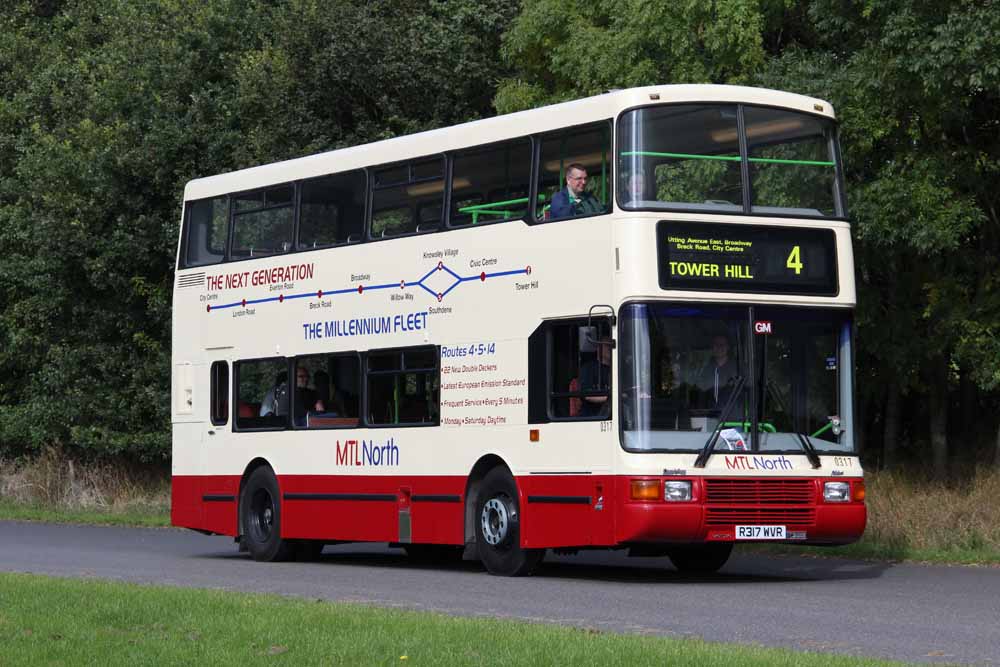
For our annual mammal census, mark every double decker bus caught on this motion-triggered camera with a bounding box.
[172,85,865,576]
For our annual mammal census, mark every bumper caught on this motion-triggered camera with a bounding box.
[615,476,867,546]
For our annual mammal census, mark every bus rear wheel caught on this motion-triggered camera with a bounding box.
[474,468,543,576]
[241,467,293,562]
[667,543,733,574]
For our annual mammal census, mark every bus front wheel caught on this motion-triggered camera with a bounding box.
[241,467,293,562]
[474,468,544,576]
[667,543,733,574]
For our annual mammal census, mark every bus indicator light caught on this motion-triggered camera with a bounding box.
[529,429,539,442]
[630,479,661,501]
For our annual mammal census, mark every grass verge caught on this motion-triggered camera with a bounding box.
[0,449,169,527]
[0,499,169,528]
[0,572,903,666]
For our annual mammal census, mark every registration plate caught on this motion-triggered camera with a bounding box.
[735,525,786,540]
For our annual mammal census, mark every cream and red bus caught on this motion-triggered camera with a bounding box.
[171,85,865,576]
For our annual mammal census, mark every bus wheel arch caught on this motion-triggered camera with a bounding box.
[469,462,544,576]
[464,455,509,546]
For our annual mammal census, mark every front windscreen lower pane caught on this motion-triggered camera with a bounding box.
[620,303,854,454]
[753,306,853,453]
[621,303,749,451]
[618,105,742,213]
[746,107,838,216]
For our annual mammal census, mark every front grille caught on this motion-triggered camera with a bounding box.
[705,479,814,505]
[705,507,816,526]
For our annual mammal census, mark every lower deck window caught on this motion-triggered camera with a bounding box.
[367,347,439,425]
[235,358,288,430]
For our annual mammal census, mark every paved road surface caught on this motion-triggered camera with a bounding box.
[1,521,997,664]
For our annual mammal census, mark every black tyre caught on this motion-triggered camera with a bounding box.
[667,543,733,574]
[474,467,544,576]
[240,466,293,562]
[403,544,465,564]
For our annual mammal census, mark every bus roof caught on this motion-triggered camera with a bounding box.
[183,84,836,202]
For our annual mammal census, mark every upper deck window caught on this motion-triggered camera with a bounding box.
[536,122,612,221]
[231,185,294,258]
[182,196,228,268]
[298,171,366,248]
[619,105,742,214]
[745,107,837,217]
[451,139,531,226]
[372,158,444,238]
[618,104,842,218]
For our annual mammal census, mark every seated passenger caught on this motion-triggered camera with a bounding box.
[260,372,289,417]
[622,172,647,206]
[293,367,325,425]
[550,163,603,219]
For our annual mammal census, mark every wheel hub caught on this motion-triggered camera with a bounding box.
[481,498,509,545]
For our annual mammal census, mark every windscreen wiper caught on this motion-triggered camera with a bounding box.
[693,376,746,468]
[764,379,822,469]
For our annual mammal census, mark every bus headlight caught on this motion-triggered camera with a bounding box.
[823,481,850,502]
[664,480,692,502]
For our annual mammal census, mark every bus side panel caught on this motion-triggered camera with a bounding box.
[171,475,202,530]
[408,476,466,545]
[170,475,240,536]
[279,475,464,544]
[202,475,241,536]
[518,475,615,549]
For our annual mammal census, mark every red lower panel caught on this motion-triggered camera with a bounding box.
[518,475,616,548]
[807,504,868,544]
[172,475,240,536]
[172,473,866,548]
[279,475,465,544]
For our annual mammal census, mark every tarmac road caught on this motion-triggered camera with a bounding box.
[1,521,997,664]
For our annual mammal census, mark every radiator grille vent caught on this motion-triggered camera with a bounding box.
[705,479,814,505]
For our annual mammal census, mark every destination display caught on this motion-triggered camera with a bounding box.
[657,221,838,295]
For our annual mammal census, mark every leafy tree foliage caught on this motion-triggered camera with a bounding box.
[2,0,997,469]
[0,0,516,461]
[498,0,1000,467]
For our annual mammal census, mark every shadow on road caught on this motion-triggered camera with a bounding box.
[197,543,892,584]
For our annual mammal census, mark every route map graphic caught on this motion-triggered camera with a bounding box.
[206,261,532,313]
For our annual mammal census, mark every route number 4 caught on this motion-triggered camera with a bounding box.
[786,245,803,275]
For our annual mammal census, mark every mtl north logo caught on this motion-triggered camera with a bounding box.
[335,438,399,467]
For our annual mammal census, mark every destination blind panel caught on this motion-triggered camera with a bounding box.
[656,221,838,295]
